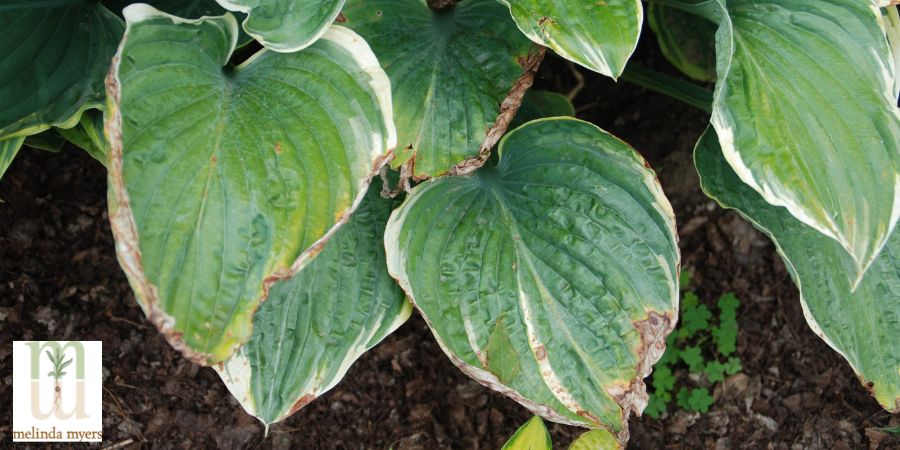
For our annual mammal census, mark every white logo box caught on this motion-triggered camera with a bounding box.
[11,341,103,442]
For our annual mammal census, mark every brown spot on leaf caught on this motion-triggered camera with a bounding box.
[335,12,347,22]
[606,311,673,444]
[286,394,316,417]
[274,142,282,154]
[534,345,547,361]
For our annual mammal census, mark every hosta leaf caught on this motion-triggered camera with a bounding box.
[0,0,124,139]
[24,131,67,153]
[879,6,900,100]
[647,3,717,82]
[105,0,255,48]
[498,0,642,78]
[569,429,621,450]
[0,136,25,185]
[510,90,575,129]
[709,0,900,283]
[216,183,412,426]
[57,110,108,166]
[107,5,394,364]
[695,127,900,412]
[214,0,344,52]
[341,0,532,178]
[502,416,552,450]
[385,118,679,436]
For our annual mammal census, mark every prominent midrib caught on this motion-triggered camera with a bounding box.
[488,185,601,422]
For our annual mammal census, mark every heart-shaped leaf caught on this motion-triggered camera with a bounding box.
[647,3,717,82]
[214,0,344,52]
[216,182,412,426]
[499,0,643,78]
[107,5,395,364]
[105,0,255,48]
[0,0,124,139]
[709,0,900,284]
[385,118,679,437]
[695,127,900,412]
[341,0,533,178]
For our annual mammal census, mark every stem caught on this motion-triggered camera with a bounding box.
[54,379,61,412]
[620,65,713,113]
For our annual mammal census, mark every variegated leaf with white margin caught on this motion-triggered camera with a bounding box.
[498,0,643,78]
[879,5,900,100]
[105,0,256,47]
[708,0,900,286]
[695,127,900,412]
[216,182,412,426]
[214,0,344,52]
[341,0,532,179]
[384,118,679,441]
[0,0,123,139]
[108,5,394,364]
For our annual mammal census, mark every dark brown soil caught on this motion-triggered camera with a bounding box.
[1,33,898,450]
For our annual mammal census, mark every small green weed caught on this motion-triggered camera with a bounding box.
[644,271,742,418]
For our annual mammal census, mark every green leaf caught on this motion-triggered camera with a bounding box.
[696,127,900,412]
[682,303,712,338]
[213,0,344,52]
[568,429,622,450]
[24,130,66,153]
[675,388,691,410]
[681,291,698,309]
[717,292,739,316]
[709,0,900,282]
[499,0,642,78]
[385,118,679,432]
[108,5,395,364]
[680,345,704,373]
[643,395,666,419]
[651,365,675,392]
[0,0,124,139]
[105,0,255,48]
[501,416,552,450]
[0,137,25,185]
[880,6,900,100]
[712,322,737,357]
[704,360,725,383]
[686,387,713,413]
[723,356,741,375]
[216,183,411,426]
[57,110,108,167]
[647,3,717,82]
[678,271,692,290]
[342,0,532,178]
[511,90,576,129]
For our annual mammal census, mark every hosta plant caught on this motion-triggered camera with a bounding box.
[2,0,898,446]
